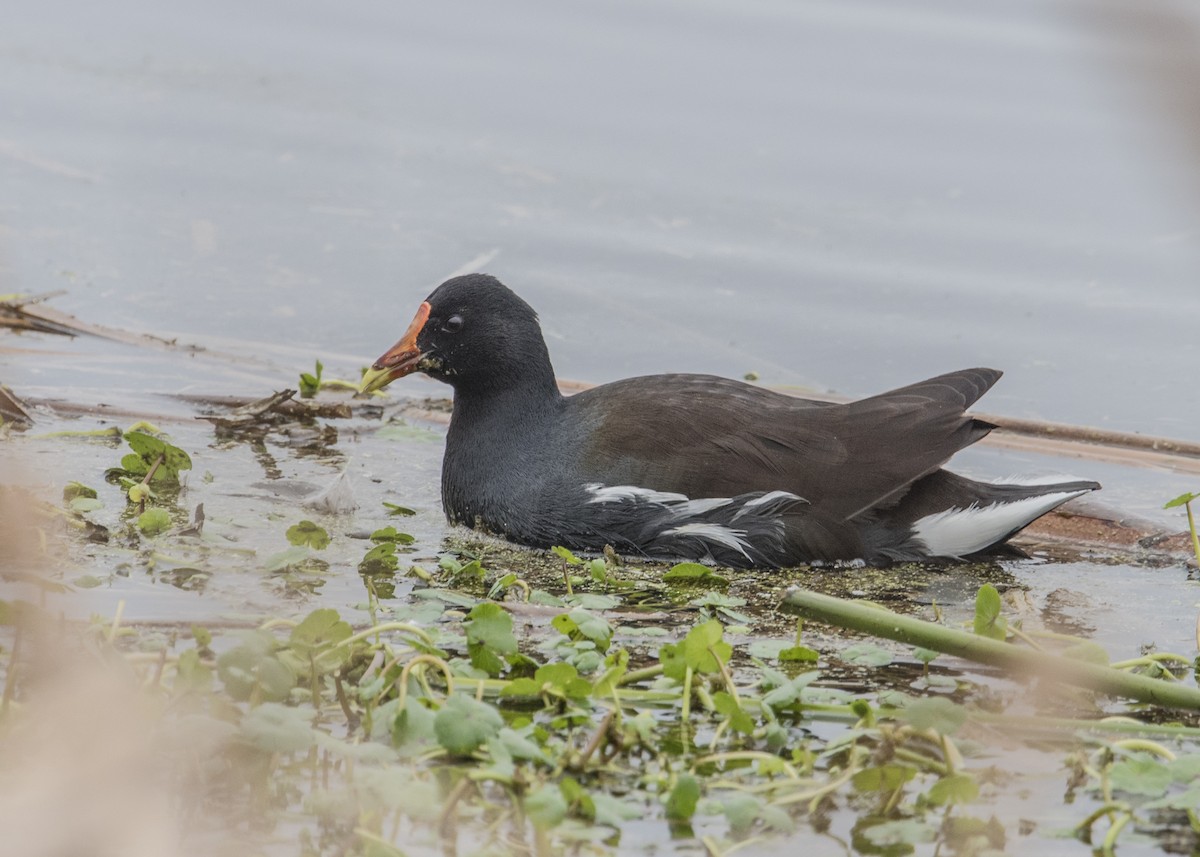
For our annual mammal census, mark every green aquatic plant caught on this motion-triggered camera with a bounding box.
[286,520,331,550]
[10,410,1200,856]
[1165,491,1200,568]
[107,429,192,512]
[298,359,362,398]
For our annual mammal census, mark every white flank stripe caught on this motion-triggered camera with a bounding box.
[913,490,1087,557]
[988,474,1090,487]
[734,490,803,519]
[585,483,688,505]
[660,523,751,559]
[671,497,733,517]
[747,490,801,508]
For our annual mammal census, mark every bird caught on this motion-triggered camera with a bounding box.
[359,274,1099,568]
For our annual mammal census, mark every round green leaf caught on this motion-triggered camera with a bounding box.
[137,507,171,536]
[434,693,504,755]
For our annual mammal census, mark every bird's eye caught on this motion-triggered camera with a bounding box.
[443,315,464,333]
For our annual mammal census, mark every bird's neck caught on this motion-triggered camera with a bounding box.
[447,346,562,415]
[441,361,563,532]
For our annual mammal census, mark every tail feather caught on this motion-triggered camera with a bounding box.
[871,471,1100,560]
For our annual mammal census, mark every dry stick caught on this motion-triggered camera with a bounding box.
[575,708,616,770]
[137,453,165,514]
[784,588,1200,710]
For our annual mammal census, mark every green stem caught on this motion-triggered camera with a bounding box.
[1074,803,1124,839]
[681,665,693,724]
[1101,811,1132,856]
[1187,500,1200,568]
[1111,738,1175,759]
[784,588,1200,709]
[619,664,664,686]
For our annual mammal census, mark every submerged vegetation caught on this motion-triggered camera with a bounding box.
[3,548,1200,856]
[1,375,1200,856]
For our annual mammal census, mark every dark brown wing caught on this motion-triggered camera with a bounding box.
[569,369,1000,521]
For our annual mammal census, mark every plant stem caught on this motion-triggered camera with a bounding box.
[784,588,1200,709]
[1187,499,1200,568]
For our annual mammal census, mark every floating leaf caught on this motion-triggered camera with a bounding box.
[1144,787,1200,811]
[287,520,331,550]
[1169,754,1200,783]
[680,619,732,674]
[496,727,548,763]
[721,793,763,838]
[591,792,642,827]
[287,608,352,676]
[216,631,295,702]
[660,620,733,682]
[842,641,894,668]
[241,702,316,753]
[263,545,311,573]
[973,584,1007,641]
[665,773,700,822]
[465,603,518,676]
[530,663,591,700]
[391,695,437,752]
[382,501,417,516]
[371,526,414,545]
[663,562,728,586]
[712,691,755,734]
[465,602,517,652]
[927,773,980,806]
[552,608,613,652]
[779,645,819,663]
[137,507,171,536]
[900,697,967,735]
[526,783,568,827]
[591,648,630,700]
[123,431,192,484]
[359,542,399,574]
[861,818,938,847]
[63,481,97,502]
[568,593,620,611]
[1109,757,1173,797]
[760,671,820,710]
[852,763,917,792]
[434,693,504,755]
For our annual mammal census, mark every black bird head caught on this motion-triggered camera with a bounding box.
[360,273,554,395]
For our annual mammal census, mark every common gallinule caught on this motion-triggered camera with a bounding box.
[360,274,1099,568]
